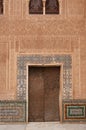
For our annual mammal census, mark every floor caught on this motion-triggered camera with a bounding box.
[0,123,86,130]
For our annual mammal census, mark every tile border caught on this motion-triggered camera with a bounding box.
[17,54,72,100]
[62,100,86,122]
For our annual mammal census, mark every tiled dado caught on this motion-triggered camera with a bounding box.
[0,100,86,123]
[0,101,26,123]
[62,100,86,122]
[17,54,72,100]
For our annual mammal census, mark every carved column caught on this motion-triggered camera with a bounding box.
[42,0,46,15]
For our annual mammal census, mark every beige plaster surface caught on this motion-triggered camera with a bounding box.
[0,123,86,130]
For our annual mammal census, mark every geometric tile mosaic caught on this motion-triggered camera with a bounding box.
[17,54,72,100]
[0,101,26,122]
[62,100,86,122]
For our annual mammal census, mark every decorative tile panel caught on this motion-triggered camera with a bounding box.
[17,54,72,100]
[0,101,26,122]
[62,100,86,122]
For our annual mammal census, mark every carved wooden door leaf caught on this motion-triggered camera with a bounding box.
[29,66,60,122]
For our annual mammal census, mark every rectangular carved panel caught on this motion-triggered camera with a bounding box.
[67,0,84,17]
[80,40,86,99]
[0,43,8,94]
[9,0,22,18]
[20,37,72,53]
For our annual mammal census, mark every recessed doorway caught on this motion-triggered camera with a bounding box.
[28,66,60,122]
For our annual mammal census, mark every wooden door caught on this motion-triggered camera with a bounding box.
[29,66,60,122]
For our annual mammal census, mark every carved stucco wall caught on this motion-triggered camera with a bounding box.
[0,0,86,100]
[0,0,86,123]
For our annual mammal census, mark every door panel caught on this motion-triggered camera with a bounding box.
[29,66,60,122]
[44,67,60,121]
[29,67,44,122]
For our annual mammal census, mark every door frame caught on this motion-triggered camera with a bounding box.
[26,63,63,123]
